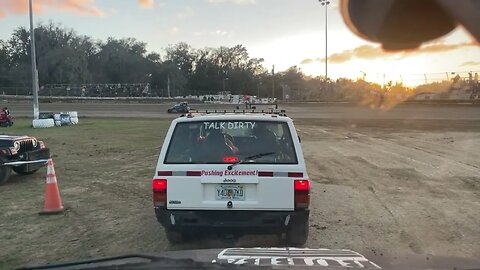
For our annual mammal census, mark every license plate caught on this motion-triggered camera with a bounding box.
[215,185,245,201]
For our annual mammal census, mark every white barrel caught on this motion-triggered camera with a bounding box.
[53,114,61,121]
[33,119,55,129]
[54,120,62,127]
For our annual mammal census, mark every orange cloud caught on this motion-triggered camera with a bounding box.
[301,41,478,65]
[0,0,103,18]
[138,0,154,8]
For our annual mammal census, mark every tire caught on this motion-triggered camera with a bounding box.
[13,166,39,175]
[165,230,183,244]
[167,109,172,113]
[54,120,62,127]
[60,114,71,126]
[286,218,309,247]
[0,157,12,185]
[33,119,55,129]
[39,112,54,119]
[70,117,79,125]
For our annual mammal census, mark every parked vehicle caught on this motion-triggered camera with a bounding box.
[167,102,190,113]
[0,135,50,184]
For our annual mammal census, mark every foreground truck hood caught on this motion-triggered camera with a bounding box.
[19,247,480,270]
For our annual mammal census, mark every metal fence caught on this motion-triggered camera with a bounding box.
[0,83,155,98]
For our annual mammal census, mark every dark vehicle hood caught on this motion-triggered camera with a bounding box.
[0,135,33,141]
[18,248,480,270]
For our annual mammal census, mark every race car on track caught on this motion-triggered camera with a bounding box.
[167,102,190,114]
[152,109,310,245]
[0,135,50,184]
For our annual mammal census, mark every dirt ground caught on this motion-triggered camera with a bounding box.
[0,104,479,269]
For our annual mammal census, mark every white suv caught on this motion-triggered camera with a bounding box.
[152,111,310,246]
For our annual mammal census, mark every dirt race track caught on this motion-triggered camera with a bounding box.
[1,101,480,268]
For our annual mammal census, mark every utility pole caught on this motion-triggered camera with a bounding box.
[272,65,275,99]
[324,0,328,90]
[167,75,171,97]
[222,78,228,92]
[319,0,330,94]
[29,0,39,119]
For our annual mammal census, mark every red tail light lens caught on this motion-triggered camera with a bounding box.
[294,180,310,191]
[153,179,167,207]
[223,156,239,163]
[152,179,167,192]
[294,180,310,210]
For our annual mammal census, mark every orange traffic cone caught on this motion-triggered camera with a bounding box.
[40,159,64,214]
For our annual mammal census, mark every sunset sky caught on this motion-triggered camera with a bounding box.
[0,0,479,86]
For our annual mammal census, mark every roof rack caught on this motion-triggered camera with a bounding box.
[186,108,287,117]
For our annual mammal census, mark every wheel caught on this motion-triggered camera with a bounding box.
[0,157,12,185]
[165,230,183,244]
[167,109,172,113]
[13,166,39,175]
[286,218,309,246]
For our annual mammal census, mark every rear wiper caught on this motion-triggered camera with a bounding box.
[227,152,276,170]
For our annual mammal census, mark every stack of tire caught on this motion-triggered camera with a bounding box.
[58,111,79,126]
[32,118,55,128]
[53,114,62,127]
[33,111,79,128]
[68,111,79,125]
[33,112,55,128]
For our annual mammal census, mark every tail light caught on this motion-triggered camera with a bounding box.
[152,179,167,207]
[223,156,238,163]
[294,180,310,210]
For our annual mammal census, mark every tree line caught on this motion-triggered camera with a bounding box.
[0,22,461,102]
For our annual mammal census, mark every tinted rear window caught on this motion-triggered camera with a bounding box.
[164,120,297,164]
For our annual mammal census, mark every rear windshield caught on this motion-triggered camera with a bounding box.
[164,120,298,164]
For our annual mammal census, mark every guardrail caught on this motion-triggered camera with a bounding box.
[0,95,204,104]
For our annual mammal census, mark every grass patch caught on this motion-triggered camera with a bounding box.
[0,118,171,269]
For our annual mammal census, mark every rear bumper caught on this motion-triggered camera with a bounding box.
[155,208,309,234]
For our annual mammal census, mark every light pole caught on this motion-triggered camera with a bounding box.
[272,65,275,99]
[319,0,330,94]
[222,78,229,92]
[29,0,40,119]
